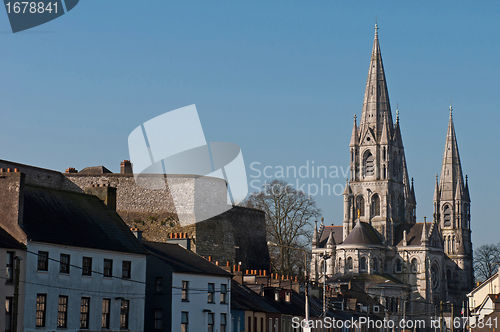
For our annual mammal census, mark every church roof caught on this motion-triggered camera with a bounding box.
[79,166,112,174]
[394,222,431,247]
[342,222,382,246]
[318,225,343,247]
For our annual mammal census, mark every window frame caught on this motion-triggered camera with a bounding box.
[36,294,47,327]
[6,251,14,283]
[208,312,214,332]
[57,295,69,328]
[82,257,92,276]
[122,260,131,279]
[182,280,189,302]
[104,259,113,278]
[155,277,163,293]
[154,309,163,330]
[5,296,13,332]
[80,297,90,329]
[60,254,70,274]
[120,299,129,330]
[207,283,215,303]
[220,283,227,304]
[102,298,111,329]
[220,313,227,332]
[37,251,49,272]
[181,311,189,332]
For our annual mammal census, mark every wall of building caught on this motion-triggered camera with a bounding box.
[0,248,26,332]
[23,241,146,332]
[171,272,231,332]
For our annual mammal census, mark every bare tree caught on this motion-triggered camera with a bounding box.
[242,179,321,276]
[474,243,500,283]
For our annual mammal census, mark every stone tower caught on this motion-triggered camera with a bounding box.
[344,24,416,245]
[434,107,473,300]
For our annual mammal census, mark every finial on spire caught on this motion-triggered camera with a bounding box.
[449,99,453,117]
[374,17,378,37]
[396,105,399,123]
[424,216,427,223]
[411,177,414,186]
[466,174,468,184]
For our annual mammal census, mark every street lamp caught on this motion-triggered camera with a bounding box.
[267,241,309,323]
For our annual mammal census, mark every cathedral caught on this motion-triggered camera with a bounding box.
[310,25,473,319]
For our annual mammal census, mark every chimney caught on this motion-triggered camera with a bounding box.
[120,160,133,174]
[65,167,78,174]
[130,228,142,243]
[84,185,117,211]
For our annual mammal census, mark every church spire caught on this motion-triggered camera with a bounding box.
[439,106,464,201]
[360,23,393,140]
[349,115,358,147]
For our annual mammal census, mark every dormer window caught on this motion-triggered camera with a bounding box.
[274,291,280,302]
[285,291,291,302]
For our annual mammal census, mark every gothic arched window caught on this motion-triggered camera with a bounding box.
[364,151,375,177]
[338,258,342,272]
[371,194,381,216]
[395,259,402,273]
[347,257,353,270]
[443,204,452,227]
[373,258,379,273]
[398,195,405,221]
[356,195,365,217]
[360,257,367,271]
[411,258,418,273]
[446,269,452,281]
[392,152,398,177]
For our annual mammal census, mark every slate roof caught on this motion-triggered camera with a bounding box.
[0,226,25,249]
[326,272,403,285]
[78,166,112,174]
[342,222,382,246]
[143,241,232,277]
[318,226,343,248]
[231,280,281,313]
[394,222,430,247]
[22,185,146,255]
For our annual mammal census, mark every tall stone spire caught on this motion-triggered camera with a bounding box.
[360,23,394,140]
[350,115,358,147]
[439,106,464,201]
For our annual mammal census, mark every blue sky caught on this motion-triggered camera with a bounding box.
[0,1,499,247]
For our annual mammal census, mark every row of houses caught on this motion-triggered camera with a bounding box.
[0,163,391,332]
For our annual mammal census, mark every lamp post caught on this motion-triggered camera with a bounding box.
[267,241,309,323]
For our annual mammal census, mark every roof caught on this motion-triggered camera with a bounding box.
[326,272,403,285]
[231,280,281,313]
[0,226,25,249]
[394,223,430,247]
[78,166,112,174]
[318,226,343,248]
[143,241,232,277]
[22,185,146,255]
[342,222,382,246]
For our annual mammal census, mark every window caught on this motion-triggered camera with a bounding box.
[60,254,70,274]
[80,297,90,329]
[122,261,131,279]
[221,313,227,332]
[285,291,291,302]
[411,258,418,273]
[36,294,47,327]
[373,305,380,313]
[447,269,452,281]
[102,299,111,329]
[57,296,68,328]
[181,312,188,332]
[38,251,48,271]
[443,204,452,227]
[155,277,163,293]
[182,280,189,301]
[371,194,380,216]
[360,257,367,271]
[104,259,113,277]
[355,195,365,217]
[154,309,162,330]
[208,283,215,303]
[347,257,353,270]
[395,259,402,273]
[220,284,227,303]
[120,300,129,330]
[364,151,375,176]
[5,297,12,332]
[373,258,379,273]
[208,312,214,332]
[82,257,92,276]
[6,252,14,283]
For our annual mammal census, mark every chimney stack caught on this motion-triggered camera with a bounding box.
[65,167,78,174]
[120,160,133,174]
[84,185,117,211]
[130,228,142,243]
